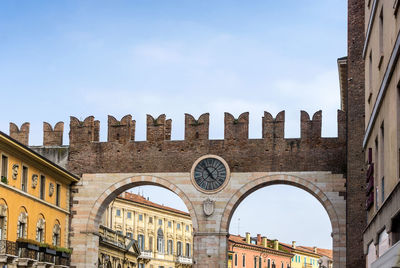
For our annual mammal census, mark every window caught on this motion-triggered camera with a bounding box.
[177,223,181,230]
[56,184,61,206]
[36,217,45,243]
[40,175,46,200]
[116,209,121,217]
[243,254,246,267]
[254,256,257,268]
[235,254,238,266]
[0,217,4,240]
[52,223,60,246]
[185,243,190,257]
[375,137,379,210]
[149,217,153,224]
[138,234,144,250]
[382,177,385,204]
[177,241,182,256]
[186,225,189,231]
[168,221,171,228]
[139,214,143,221]
[126,232,133,239]
[380,123,385,204]
[267,259,271,268]
[281,262,283,268]
[157,228,164,253]
[1,155,8,180]
[127,212,132,219]
[21,166,28,192]
[259,257,262,268]
[369,52,373,92]
[158,219,162,225]
[167,240,173,255]
[17,219,26,238]
[149,236,153,251]
[379,8,384,57]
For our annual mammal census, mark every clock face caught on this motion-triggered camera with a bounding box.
[193,157,227,191]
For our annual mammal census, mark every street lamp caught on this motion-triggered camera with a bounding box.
[318,259,323,268]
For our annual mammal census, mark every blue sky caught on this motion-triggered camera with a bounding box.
[0,0,346,249]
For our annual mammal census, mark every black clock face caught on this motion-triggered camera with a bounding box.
[194,158,227,191]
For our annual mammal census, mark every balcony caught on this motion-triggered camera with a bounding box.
[0,240,18,265]
[0,240,17,256]
[176,255,193,264]
[138,250,153,259]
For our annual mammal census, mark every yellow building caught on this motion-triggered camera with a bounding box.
[282,241,323,268]
[0,131,79,267]
[102,192,193,268]
[98,225,140,268]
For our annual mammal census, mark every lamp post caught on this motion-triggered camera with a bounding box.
[318,258,323,268]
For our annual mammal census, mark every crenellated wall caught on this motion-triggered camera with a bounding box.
[9,122,30,146]
[43,121,64,146]
[14,110,347,176]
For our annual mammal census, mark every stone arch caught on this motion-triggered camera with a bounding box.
[86,175,198,233]
[220,173,345,267]
[71,174,198,267]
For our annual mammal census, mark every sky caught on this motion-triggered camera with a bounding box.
[0,0,347,250]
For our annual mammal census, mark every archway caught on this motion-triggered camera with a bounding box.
[220,174,345,267]
[71,170,345,268]
[70,174,198,267]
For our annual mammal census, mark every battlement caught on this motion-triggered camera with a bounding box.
[11,110,347,175]
[9,122,30,145]
[10,110,346,146]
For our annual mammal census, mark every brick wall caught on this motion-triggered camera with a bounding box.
[346,0,366,267]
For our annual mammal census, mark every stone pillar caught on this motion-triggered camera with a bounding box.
[194,233,227,268]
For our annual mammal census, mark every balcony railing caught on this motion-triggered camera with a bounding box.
[138,250,152,259]
[176,255,193,264]
[0,240,17,256]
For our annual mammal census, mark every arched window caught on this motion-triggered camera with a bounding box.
[0,201,8,240]
[17,208,28,239]
[157,228,164,253]
[52,220,61,246]
[36,215,45,242]
[106,261,112,268]
[267,259,271,268]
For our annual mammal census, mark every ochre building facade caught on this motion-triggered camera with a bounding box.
[0,130,78,267]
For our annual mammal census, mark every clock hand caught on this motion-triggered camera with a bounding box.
[201,163,215,180]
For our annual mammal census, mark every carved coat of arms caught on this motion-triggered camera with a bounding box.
[203,198,215,217]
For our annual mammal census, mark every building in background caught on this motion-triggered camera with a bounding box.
[98,225,140,268]
[0,131,78,267]
[361,1,400,267]
[102,192,193,268]
[228,233,293,268]
[280,241,324,268]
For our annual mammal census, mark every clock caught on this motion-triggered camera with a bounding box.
[191,155,230,193]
